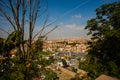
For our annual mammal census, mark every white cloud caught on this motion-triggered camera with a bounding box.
[72,14,82,19]
[65,24,84,31]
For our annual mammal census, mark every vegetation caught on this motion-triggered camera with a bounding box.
[0,0,57,80]
[39,57,55,67]
[61,59,67,67]
[79,1,120,79]
[57,41,79,46]
[37,51,53,55]
[0,31,56,80]
[1,0,120,80]
[71,67,77,73]
[44,70,58,80]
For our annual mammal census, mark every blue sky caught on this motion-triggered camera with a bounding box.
[45,0,118,39]
[0,0,118,39]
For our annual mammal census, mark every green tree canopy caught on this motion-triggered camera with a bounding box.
[81,1,120,79]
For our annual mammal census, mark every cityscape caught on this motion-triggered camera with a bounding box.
[0,0,120,80]
[43,38,89,53]
[36,38,89,80]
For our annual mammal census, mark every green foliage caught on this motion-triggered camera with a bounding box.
[39,56,55,67]
[0,31,22,56]
[61,59,67,67]
[79,59,103,79]
[82,1,120,79]
[71,67,77,73]
[57,41,79,46]
[44,71,57,80]
[0,31,24,80]
[0,58,26,80]
[0,32,53,80]
[37,51,53,55]
[0,31,45,80]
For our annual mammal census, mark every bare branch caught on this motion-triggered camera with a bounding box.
[44,26,58,36]
[37,0,48,18]
[8,0,21,30]
[31,0,41,32]
[39,14,49,36]
[0,27,10,35]
[15,0,21,29]
[0,1,11,10]
[33,16,57,40]
[0,7,16,31]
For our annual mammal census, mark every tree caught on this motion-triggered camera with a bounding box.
[61,59,67,67]
[0,31,25,80]
[0,0,57,80]
[81,1,120,79]
[44,71,58,80]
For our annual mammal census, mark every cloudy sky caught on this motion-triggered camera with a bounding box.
[0,0,118,40]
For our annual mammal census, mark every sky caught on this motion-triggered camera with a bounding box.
[0,0,119,40]
[44,0,118,40]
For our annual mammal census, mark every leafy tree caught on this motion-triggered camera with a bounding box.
[44,71,58,80]
[0,31,25,80]
[80,1,120,79]
[38,56,55,67]
[61,59,67,67]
